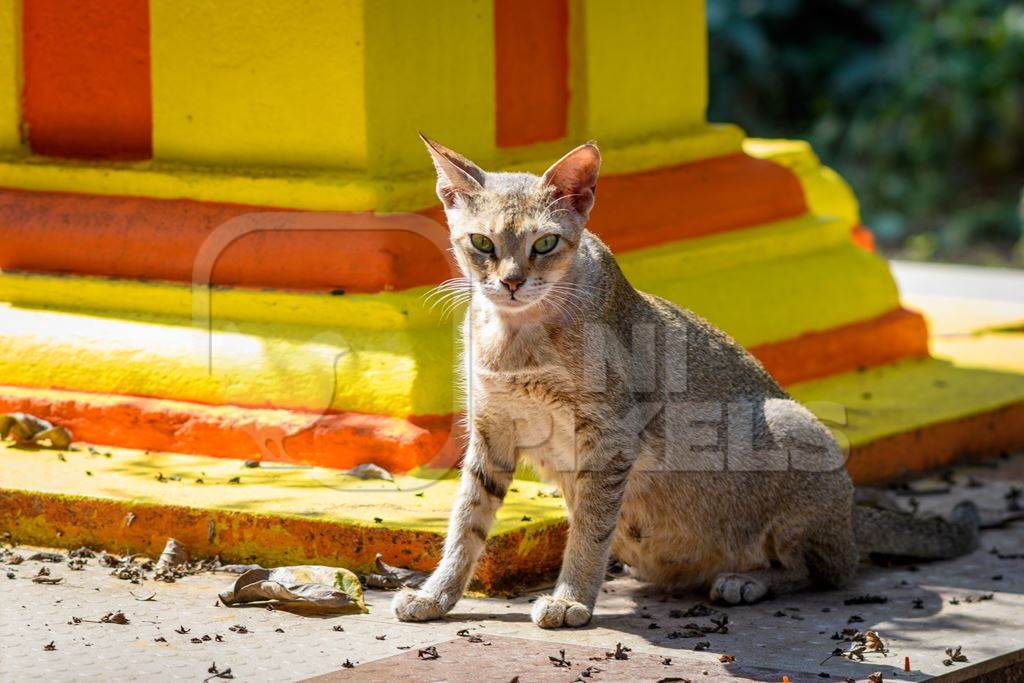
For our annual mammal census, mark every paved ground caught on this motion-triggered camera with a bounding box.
[3,455,1023,682]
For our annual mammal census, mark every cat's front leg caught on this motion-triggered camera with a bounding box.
[392,429,513,622]
[532,447,631,629]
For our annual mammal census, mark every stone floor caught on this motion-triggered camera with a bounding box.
[3,455,1023,682]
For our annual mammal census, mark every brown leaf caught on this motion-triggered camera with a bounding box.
[100,611,130,624]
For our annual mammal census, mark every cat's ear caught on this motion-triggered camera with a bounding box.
[541,142,601,218]
[419,133,485,210]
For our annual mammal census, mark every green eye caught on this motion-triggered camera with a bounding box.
[532,234,559,254]
[470,234,494,253]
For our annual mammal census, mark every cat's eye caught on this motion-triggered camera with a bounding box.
[532,234,559,254]
[469,233,495,253]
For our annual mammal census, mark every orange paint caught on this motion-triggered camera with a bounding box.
[0,155,805,291]
[0,386,457,473]
[587,154,808,252]
[847,401,1024,486]
[0,487,567,594]
[22,0,152,159]
[495,0,569,147]
[750,308,929,386]
[0,190,450,293]
[851,224,876,251]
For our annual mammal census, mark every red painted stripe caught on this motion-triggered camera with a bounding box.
[494,0,569,147]
[0,386,459,473]
[0,154,805,292]
[22,0,152,160]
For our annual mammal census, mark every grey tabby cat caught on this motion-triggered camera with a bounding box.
[392,136,979,629]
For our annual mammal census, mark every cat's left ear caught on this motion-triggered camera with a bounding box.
[541,142,601,219]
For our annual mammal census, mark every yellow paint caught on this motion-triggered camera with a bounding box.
[0,443,567,535]
[0,272,447,331]
[0,124,740,212]
[0,304,457,418]
[792,334,1024,448]
[624,241,901,347]
[364,0,495,177]
[745,138,861,227]
[580,0,707,144]
[619,213,850,282]
[0,0,21,153]
[150,0,367,169]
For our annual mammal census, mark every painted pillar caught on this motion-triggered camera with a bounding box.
[578,0,707,144]
[0,0,21,153]
[150,0,367,169]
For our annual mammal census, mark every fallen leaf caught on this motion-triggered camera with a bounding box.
[550,649,571,668]
[1,413,72,449]
[219,566,367,613]
[43,641,56,651]
[27,552,64,563]
[342,463,394,482]
[100,611,130,625]
[418,646,440,660]
[361,553,429,590]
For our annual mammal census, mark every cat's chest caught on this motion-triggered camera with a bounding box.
[474,370,578,475]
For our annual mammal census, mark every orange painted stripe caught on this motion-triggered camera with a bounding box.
[750,308,929,386]
[851,224,876,252]
[0,386,458,473]
[847,401,1024,485]
[587,154,808,252]
[0,154,805,291]
[0,190,450,293]
[22,0,152,160]
[494,0,569,147]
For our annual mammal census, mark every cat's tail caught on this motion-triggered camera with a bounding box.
[853,501,980,559]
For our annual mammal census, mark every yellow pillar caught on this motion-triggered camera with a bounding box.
[579,0,707,145]
[149,0,368,170]
[0,0,22,154]
[363,0,495,177]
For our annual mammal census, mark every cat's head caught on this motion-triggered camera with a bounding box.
[422,134,601,316]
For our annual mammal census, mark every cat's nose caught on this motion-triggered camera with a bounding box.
[500,275,524,293]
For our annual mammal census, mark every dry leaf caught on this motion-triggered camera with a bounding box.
[865,631,887,652]
[361,553,429,589]
[155,538,190,575]
[0,413,72,449]
[342,463,394,482]
[219,566,367,613]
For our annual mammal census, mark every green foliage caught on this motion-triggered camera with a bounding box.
[708,0,1024,263]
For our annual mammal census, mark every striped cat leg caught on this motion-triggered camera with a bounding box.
[392,432,513,622]
[532,453,630,628]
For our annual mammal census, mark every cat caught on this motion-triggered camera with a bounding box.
[392,135,980,629]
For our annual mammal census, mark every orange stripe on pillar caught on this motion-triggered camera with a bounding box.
[22,0,152,160]
[494,0,569,148]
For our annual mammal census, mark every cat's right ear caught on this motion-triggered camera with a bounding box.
[419,133,485,210]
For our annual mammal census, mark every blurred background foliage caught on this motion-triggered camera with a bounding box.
[707,0,1024,266]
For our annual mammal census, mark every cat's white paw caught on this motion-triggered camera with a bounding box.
[710,573,768,605]
[392,589,446,622]
[530,595,592,629]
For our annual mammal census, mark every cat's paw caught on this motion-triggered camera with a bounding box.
[391,589,446,622]
[530,595,592,629]
[710,573,768,605]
